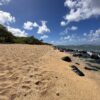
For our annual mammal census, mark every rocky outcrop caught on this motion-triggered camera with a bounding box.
[62,56,72,62]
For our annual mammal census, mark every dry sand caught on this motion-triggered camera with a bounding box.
[0,44,100,100]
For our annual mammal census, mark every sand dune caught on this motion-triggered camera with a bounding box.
[0,44,100,100]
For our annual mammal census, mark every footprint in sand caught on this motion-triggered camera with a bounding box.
[21,85,31,90]
[23,80,31,84]
[10,94,17,100]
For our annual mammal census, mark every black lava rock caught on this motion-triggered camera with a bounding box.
[70,65,85,76]
[73,53,83,57]
[90,54,99,59]
[62,56,72,62]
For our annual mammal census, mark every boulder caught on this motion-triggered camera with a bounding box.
[70,65,85,76]
[90,54,99,59]
[62,56,72,62]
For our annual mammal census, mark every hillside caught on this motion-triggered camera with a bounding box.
[0,24,45,45]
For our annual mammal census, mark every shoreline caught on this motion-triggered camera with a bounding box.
[0,44,100,100]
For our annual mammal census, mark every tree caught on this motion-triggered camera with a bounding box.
[0,24,15,43]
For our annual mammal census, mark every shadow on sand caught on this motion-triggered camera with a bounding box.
[85,63,100,71]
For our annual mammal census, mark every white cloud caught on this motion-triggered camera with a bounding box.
[64,0,76,8]
[33,22,39,28]
[23,21,39,30]
[37,21,50,34]
[60,28,100,45]
[23,21,34,30]
[40,35,48,39]
[60,26,78,36]
[64,36,70,40]
[23,21,50,34]
[61,34,75,41]
[0,11,15,25]
[23,21,33,30]
[83,33,87,36]
[86,28,100,42]
[71,26,78,31]
[62,36,71,40]
[7,26,28,37]
[64,0,100,23]
[60,21,66,26]
[51,41,54,43]
[0,0,11,5]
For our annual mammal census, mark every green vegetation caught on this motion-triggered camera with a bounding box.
[12,36,43,44]
[0,25,14,43]
[0,24,47,45]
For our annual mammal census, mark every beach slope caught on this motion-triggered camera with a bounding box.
[0,44,100,100]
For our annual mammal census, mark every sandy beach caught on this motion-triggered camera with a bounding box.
[0,44,100,100]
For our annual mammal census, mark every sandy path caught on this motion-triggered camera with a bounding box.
[0,44,100,100]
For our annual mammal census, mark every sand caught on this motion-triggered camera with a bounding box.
[0,44,100,100]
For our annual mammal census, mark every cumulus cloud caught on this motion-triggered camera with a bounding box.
[0,11,15,25]
[7,26,28,37]
[40,35,48,39]
[23,21,34,30]
[37,21,50,34]
[0,10,28,37]
[23,20,50,34]
[0,0,11,5]
[63,0,100,23]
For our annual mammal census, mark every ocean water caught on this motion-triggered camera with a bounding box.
[57,45,100,53]
[57,45,100,72]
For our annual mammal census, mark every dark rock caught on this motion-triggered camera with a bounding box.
[90,54,99,59]
[60,50,64,52]
[62,56,72,62]
[79,50,87,54]
[70,65,85,76]
[53,46,57,50]
[73,53,83,57]
[65,49,74,52]
[73,52,90,58]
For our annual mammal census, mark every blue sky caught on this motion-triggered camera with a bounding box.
[0,0,100,45]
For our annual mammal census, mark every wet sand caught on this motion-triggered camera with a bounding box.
[0,44,100,100]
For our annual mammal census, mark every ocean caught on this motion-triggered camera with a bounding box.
[57,45,100,53]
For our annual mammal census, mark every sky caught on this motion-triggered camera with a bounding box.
[0,0,100,45]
